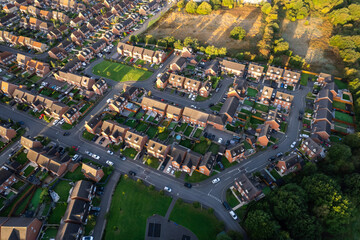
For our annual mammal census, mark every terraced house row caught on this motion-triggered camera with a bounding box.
[117,42,166,64]
[0,30,48,52]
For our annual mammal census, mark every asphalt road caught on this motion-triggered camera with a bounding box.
[0,44,49,61]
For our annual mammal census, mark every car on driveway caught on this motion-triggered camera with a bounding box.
[229,210,238,220]
[166,166,172,173]
[290,141,297,148]
[184,182,192,188]
[164,186,172,192]
[106,160,114,166]
[212,178,220,184]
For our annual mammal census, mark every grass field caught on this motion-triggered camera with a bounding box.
[175,123,187,132]
[63,167,85,181]
[193,128,203,138]
[42,227,58,240]
[185,171,215,183]
[335,111,354,124]
[335,79,348,89]
[333,101,346,110]
[192,140,209,155]
[170,200,224,240]
[93,60,152,82]
[226,189,239,208]
[146,126,158,139]
[184,126,194,137]
[53,181,72,202]
[247,88,258,97]
[104,177,172,240]
[48,203,67,224]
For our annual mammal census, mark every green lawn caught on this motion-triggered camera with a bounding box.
[157,130,170,141]
[53,181,72,202]
[247,88,258,97]
[79,103,91,113]
[170,200,224,240]
[23,166,35,177]
[82,131,95,141]
[192,140,210,155]
[343,94,351,101]
[61,123,73,130]
[254,103,269,112]
[183,126,194,137]
[185,171,215,183]
[145,156,160,169]
[280,122,288,132]
[244,99,254,107]
[13,152,28,165]
[135,122,149,132]
[11,181,25,190]
[125,119,138,128]
[226,189,239,208]
[335,111,354,124]
[122,147,138,159]
[146,126,158,139]
[193,129,203,138]
[42,227,58,240]
[104,177,172,240]
[333,101,346,110]
[175,123,187,132]
[48,203,67,224]
[270,169,282,180]
[180,138,193,149]
[93,60,152,82]
[30,188,42,210]
[335,79,348,89]
[63,167,85,181]
[214,156,238,171]
[168,122,177,129]
[195,95,208,102]
[208,143,220,155]
[210,103,223,112]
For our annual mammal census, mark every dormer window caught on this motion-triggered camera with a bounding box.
[127,134,132,140]
[276,71,280,74]
[151,143,155,149]
[257,68,260,72]
[251,67,254,70]
[158,146,162,152]
[287,73,290,77]
[279,95,282,100]
[286,97,290,101]
[135,137,139,142]
[270,69,273,73]
[293,75,297,79]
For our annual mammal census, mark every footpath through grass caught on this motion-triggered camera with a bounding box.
[170,200,224,240]
[104,177,172,240]
[93,60,152,82]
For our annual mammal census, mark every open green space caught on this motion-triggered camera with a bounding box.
[335,111,354,124]
[280,122,288,132]
[82,131,95,141]
[244,99,254,107]
[61,123,73,130]
[195,95,208,102]
[14,191,33,216]
[125,119,138,128]
[11,181,25,190]
[333,101,346,110]
[208,143,220,155]
[53,181,72,202]
[30,188,42,210]
[169,200,224,240]
[168,122,177,129]
[300,72,317,86]
[179,138,193,149]
[146,126,158,139]
[214,156,238,171]
[104,177,172,240]
[343,94,351,101]
[145,156,160,169]
[226,189,239,208]
[122,147,138,159]
[157,130,170,141]
[185,171,215,183]
[48,203,67,224]
[247,88,258,97]
[210,103,223,112]
[183,126,194,137]
[79,103,91,113]
[63,167,85,181]
[93,60,152,82]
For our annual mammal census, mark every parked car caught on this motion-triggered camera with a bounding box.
[164,186,172,192]
[229,210,238,220]
[129,171,136,176]
[272,145,278,150]
[223,201,231,211]
[212,178,220,184]
[107,150,114,155]
[120,155,126,161]
[91,206,101,212]
[290,141,297,148]
[106,160,114,166]
[184,182,192,188]
[268,156,276,162]
[166,166,172,173]
[218,138,223,144]
[171,169,175,175]
[217,161,224,171]
[92,154,100,160]
[63,132,70,136]
[72,154,80,161]
[53,120,59,125]
[276,152,283,158]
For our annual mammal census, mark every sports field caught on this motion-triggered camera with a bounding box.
[92,60,152,82]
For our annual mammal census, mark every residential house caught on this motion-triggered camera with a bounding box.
[70,180,94,202]
[20,136,42,149]
[314,98,332,112]
[79,10,92,21]
[79,25,91,39]
[54,71,95,90]
[198,152,216,176]
[124,130,148,151]
[77,48,93,62]
[0,80,17,96]
[63,107,81,125]
[220,60,246,77]
[315,89,333,103]
[301,137,322,159]
[101,120,129,143]
[312,121,331,141]
[58,39,74,52]
[132,46,144,59]
[19,5,28,14]
[259,86,274,105]
[170,145,188,169]
[62,58,81,72]
[0,51,15,65]
[0,125,16,141]
[81,163,104,182]
[103,12,116,24]
[25,59,50,77]
[219,96,239,123]
[146,140,170,161]
[207,114,227,130]
[104,0,116,8]
[183,78,201,93]
[48,47,67,60]
[52,11,70,23]
[199,80,212,97]
[3,4,17,13]
[276,154,303,175]
[266,66,284,82]
[31,41,48,52]
[92,79,108,95]
[156,72,169,89]
[141,96,168,117]
[85,114,103,135]
[205,60,219,76]
[168,73,185,88]
[111,4,124,16]
[102,31,114,44]
[0,217,42,240]
[70,17,83,28]
[112,23,124,35]
[318,73,333,84]
[123,85,140,99]
[225,144,245,163]
[166,105,183,121]
[182,107,209,127]
[325,81,339,98]
[0,167,16,193]
[87,19,100,32]
[117,42,134,57]
[108,93,128,113]
[283,70,300,86]
[265,109,280,131]
[89,39,106,54]
[139,0,158,15]
[56,223,83,240]
[91,3,104,14]
[47,29,62,40]
[143,49,155,63]
[39,10,52,20]
[63,199,90,224]
[234,174,261,202]
[313,108,333,125]
[274,91,294,110]
[170,57,186,71]
[247,63,264,81]
[182,151,202,173]
[71,30,85,46]
[28,6,40,16]
[227,79,248,100]
[0,13,19,27]
[257,124,270,147]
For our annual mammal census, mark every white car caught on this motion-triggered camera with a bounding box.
[85,151,92,156]
[53,120,59,125]
[171,169,175,175]
[92,154,100,160]
[58,119,65,125]
[212,178,220,184]
[72,154,79,161]
[218,138,223,144]
[229,210,238,220]
[160,64,163,68]
[166,167,171,173]
[290,141,297,148]
[107,150,114,155]
[188,94,192,99]
[106,160,114,166]
[191,95,196,101]
[164,186,172,192]
[284,84,288,89]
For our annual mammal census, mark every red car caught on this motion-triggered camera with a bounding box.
[72,146,79,151]
[272,145,279,150]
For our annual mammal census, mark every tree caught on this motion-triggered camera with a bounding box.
[129,35,138,43]
[145,35,155,45]
[39,188,49,203]
[330,8,352,25]
[210,0,222,9]
[174,40,183,49]
[227,230,243,240]
[177,0,185,9]
[287,214,322,240]
[216,233,232,240]
[186,1,198,14]
[344,133,360,149]
[343,173,360,203]
[222,0,234,8]
[273,38,289,53]
[244,210,280,240]
[230,26,246,40]
[197,2,212,15]
[261,2,272,15]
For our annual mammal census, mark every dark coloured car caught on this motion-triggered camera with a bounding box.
[92,136,99,142]
[276,152,283,158]
[217,161,224,171]
[272,145,278,150]
[184,182,192,188]
[63,132,70,136]
[268,156,276,162]
[223,201,231,211]
[129,171,136,176]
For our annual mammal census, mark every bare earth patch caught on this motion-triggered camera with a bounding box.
[281,17,342,75]
[145,7,263,53]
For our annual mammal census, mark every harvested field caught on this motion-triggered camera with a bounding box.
[280,17,342,75]
[145,7,263,53]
